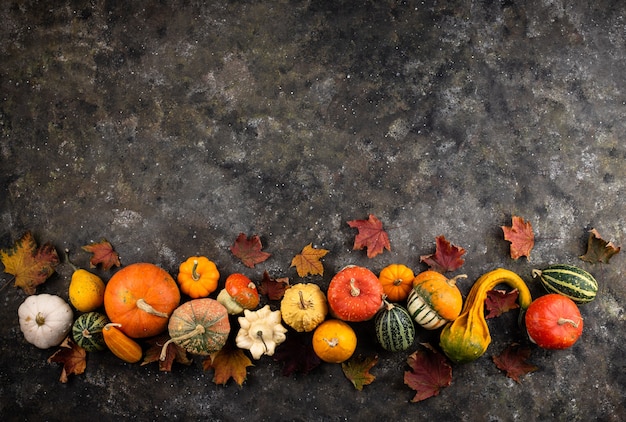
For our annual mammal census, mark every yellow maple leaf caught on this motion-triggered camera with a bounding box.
[203,345,253,386]
[1,231,59,295]
[290,243,329,277]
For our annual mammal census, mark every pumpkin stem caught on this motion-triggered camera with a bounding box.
[448,274,468,286]
[256,330,268,352]
[63,248,79,272]
[35,312,46,326]
[136,298,169,318]
[557,317,580,328]
[191,259,201,281]
[159,324,206,361]
[298,290,307,309]
[349,278,361,297]
[82,328,92,338]
[393,278,404,286]
[323,337,339,348]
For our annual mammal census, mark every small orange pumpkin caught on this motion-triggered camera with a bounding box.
[378,264,415,302]
[407,270,465,330]
[327,265,384,322]
[177,256,220,299]
[104,263,181,338]
[312,319,357,363]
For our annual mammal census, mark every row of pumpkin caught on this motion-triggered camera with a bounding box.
[17,256,597,368]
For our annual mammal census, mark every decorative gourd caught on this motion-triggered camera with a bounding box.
[235,305,287,359]
[439,268,532,363]
[280,283,328,332]
[327,265,384,322]
[312,319,357,363]
[525,293,583,349]
[104,263,181,338]
[532,264,598,304]
[160,298,230,359]
[177,256,220,299]
[18,294,74,349]
[407,271,466,330]
[66,249,106,312]
[72,311,109,352]
[217,273,260,315]
[375,300,415,352]
[102,323,143,363]
[378,264,415,302]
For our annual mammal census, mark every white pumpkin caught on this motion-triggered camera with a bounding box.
[18,294,73,349]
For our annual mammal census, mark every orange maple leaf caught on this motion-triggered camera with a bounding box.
[230,233,271,268]
[347,214,391,258]
[342,354,378,391]
[203,344,253,386]
[290,243,329,277]
[1,231,59,295]
[502,216,535,260]
[47,337,87,383]
[81,239,121,270]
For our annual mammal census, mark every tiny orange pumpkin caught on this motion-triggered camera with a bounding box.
[177,256,220,298]
[378,264,415,302]
[312,319,357,363]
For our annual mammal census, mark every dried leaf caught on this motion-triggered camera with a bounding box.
[347,214,391,258]
[203,344,253,386]
[290,243,329,277]
[141,335,192,372]
[580,228,621,264]
[404,344,452,402]
[81,239,121,270]
[47,337,87,383]
[485,289,520,319]
[502,216,535,260]
[258,271,290,301]
[342,355,378,391]
[273,332,321,376]
[1,231,59,295]
[420,235,466,273]
[230,233,271,268]
[493,344,538,383]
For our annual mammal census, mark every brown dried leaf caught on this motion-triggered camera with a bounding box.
[404,344,452,402]
[485,289,520,319]
[420,235,466,273]
[203,344,253,386]
[290,243,329,277]
[258,271,290,301]
[141,335,192,372]
[47,337,87,383]
[580,228,621,264]
[347,214,391,258]
[82,239,121,270]
[493,344,538,383]
[502,216,535,260]
[230,233,271,268]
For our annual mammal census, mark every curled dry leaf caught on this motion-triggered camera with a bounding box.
[580,228,621,264]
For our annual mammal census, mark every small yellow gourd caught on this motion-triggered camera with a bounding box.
[280,283,328,332]
[439,268,532,363]
[66,249,106,312]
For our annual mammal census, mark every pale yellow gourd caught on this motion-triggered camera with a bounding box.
[280,283,328,332]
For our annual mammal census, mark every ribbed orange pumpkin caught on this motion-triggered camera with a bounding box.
[104,263,181,338]
[378,264,415,302]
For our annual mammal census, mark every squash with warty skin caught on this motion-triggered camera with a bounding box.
[280,283,328,332]
[327,265,384,322]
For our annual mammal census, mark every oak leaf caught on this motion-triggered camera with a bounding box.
[420,235,465,273]
[404,344,452,402]
[493,344,538,383]
[342,355,378,391]
[47,337,87,383]
[273,332,321,376]
[230,233,271,268]
[347,214,391,258]
[81,239,121,270]
[580,228,621,264]
[141,335,192,372]
[258,271,289,301]
[485,289,520,319]
[1,231,59,295]
[502,216,535,260]
[203,344,253,386]
[290,243,329,277]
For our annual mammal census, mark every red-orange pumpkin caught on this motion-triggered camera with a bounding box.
[104,263,181,338]
[327,265,384,322]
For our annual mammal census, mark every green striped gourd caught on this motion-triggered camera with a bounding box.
[72,311,109,352]
[375,301,415,352]
[532,264,598,304]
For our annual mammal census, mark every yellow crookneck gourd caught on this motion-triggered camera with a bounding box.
[439,268,532,364]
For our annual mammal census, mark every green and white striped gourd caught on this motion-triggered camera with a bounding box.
[72,311,109,352]
[375,301,415,352]
[532,264,598,304]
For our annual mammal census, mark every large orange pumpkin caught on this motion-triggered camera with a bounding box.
[104,263,181,338]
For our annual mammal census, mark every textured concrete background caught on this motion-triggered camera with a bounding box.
[1,1,625,420]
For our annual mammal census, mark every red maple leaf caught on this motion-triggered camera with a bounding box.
[420,235,466,272]
[230,233,271,268]
[580,228,621,264]
[81,239,121,270]
[258,271,289,301]
[485,289,520,319]
[404,344,452,402]
[493,344,538,383]
[502,216,535,260]
[347,214,391,258]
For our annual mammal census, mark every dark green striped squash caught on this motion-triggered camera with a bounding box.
[375,301,415,352]
[532,264,598,304]
[72,311,109,352]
